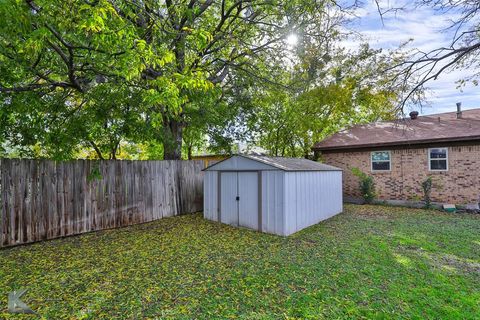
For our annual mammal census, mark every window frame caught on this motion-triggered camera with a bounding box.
[428,147,448,172]
[371,150,392,172]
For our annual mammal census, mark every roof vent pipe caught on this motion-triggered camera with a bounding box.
[409,111,419,120]
[456,102,462,119]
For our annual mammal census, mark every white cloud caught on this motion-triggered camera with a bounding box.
[347,0,479,114]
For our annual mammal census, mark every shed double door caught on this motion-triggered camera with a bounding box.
[220,172,259,230]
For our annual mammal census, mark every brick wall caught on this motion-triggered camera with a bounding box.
[321,145,480,204]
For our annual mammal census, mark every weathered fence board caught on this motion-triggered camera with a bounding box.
[0,159,205,247]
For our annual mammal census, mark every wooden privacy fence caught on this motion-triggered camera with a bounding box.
[0,159,205,247]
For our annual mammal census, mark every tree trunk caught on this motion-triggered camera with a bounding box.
[163,28,186,160]
[163,118,184,160]
[187,145,193,160]
[89,140,105,160]
[163,10,186,160]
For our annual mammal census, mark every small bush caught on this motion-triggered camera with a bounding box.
[421,176,433,208]
[351,167,376,204]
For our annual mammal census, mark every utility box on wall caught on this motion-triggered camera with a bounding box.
[203,155,343,236]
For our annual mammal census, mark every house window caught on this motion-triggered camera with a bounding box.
[429,148,448,171]
[371,151,391,171]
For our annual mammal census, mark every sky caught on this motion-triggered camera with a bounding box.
[346,0,479,115]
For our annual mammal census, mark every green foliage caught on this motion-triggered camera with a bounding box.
[351,167,376,204]
[250,44,399,158]
[421,176,433,208]
[1,205,480,319]
[0,0,351,159]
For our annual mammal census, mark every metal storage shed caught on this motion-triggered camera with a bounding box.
[203,155,343,236]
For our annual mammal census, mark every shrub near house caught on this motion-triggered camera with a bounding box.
[351,167,376,204]
[313,106,480,204]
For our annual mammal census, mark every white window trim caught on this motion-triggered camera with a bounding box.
[371,151,391,172]
[428,147,448,171]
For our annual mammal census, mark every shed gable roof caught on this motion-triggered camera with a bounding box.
[313,108,480,151]
[203,155,341,171]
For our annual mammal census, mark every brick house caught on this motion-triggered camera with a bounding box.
[313,106,480,204]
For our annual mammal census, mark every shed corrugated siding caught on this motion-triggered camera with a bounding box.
[238,172,259,230]
[284,171,343,235]
[219,172,238,225]
[203,171,218,221]
[261,171,285,235]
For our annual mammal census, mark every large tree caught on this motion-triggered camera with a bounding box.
[0,0,340,159]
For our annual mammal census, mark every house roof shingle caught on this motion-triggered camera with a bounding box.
[313,108,480,151]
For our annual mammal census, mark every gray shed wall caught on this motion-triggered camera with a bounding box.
[261,171,285,235]
[203,171,218,221]
[284,171,343,235]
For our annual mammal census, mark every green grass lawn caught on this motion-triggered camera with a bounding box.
[1,205,480,319]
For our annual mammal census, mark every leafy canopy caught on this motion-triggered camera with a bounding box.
[0,0,402,159]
